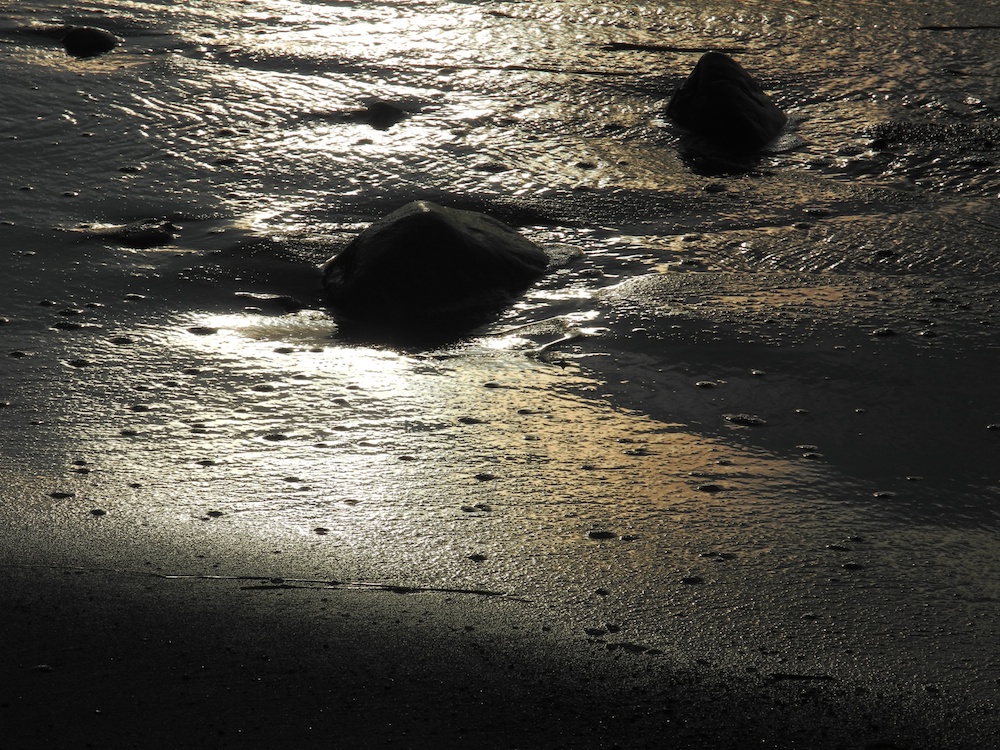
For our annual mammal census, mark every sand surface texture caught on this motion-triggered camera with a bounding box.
[2,1,999,747]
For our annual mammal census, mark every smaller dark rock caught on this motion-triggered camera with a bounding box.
[98,219,179,249]
[588,530,617,540]
[346,100,412,130]
[666,51,787,152]
[696,483,724,493]
[63,27,119,59]
[723,413,767,427]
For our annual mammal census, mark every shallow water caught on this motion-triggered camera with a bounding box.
[2,0,1000,730]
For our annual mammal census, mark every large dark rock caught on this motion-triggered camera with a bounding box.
[320,201,549,326]
[62,26,119,58]
[666,52,786,153]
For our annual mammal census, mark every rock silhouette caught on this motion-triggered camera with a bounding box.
[321,201,549,327]
[62,27,119,58]
[666,52,786,152]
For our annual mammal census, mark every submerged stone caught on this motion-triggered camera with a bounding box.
[666,52,787,152]
[320,200,549,325]
[90,219,179,248]
[62,27,119,58]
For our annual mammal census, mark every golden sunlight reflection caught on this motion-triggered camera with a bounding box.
[76,309,846,598]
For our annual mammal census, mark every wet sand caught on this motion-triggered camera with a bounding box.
[2,242,998,748]
[3,0,1000,747]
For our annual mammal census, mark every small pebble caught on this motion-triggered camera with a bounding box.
[587,530,617,540]
[681,576,704,585]
[723,413,767,427]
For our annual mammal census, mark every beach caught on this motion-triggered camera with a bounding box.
[1,1,999,747]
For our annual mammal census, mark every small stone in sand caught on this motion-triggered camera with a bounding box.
[723,413,767,427]
[62,27,119,58]
[588,530,617,540]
